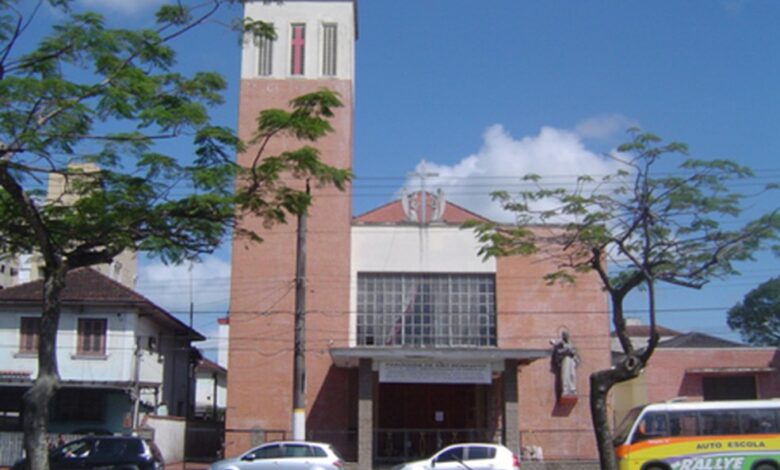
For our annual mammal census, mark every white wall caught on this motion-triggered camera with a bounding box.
[145,415,186,464]
[241,0,355,80]
[0,306,137,382]
[136,316,165,385]
[0,305,178,407]
[195,372,227,410]
[217,321,229,369]
[349,225,496,345]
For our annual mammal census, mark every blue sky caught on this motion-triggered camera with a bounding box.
[35,0,780,349]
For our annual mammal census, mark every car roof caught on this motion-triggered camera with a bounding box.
[260,441,331,446]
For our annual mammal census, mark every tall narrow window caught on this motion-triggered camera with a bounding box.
[77,318,107,355]
[322,23,337,76]
[19,317,41,354]
[290,23,306,76]
[257,26,274,76]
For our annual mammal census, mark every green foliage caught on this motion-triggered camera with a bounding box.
[728,276,780,346]
[471,130,778,294]
[0,1,351,268]
[469,130,779,357]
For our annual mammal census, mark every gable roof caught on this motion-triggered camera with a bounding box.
[658,332,745,349]
[611,324,682,338]
[0,268,203,340]
[354,192,489,225]
[196,356,227,375]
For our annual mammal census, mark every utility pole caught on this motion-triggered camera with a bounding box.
[184,261,194,470]
[292,181,309,441]
[132,338,142,429]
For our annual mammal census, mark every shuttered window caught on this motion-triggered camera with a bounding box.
[19,317,40,353]
[322,23,337,76]
[77,318,107,355]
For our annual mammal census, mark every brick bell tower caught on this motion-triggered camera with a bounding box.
[226,0,356,456]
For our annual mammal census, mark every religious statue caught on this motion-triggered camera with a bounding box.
[550,330,580,397]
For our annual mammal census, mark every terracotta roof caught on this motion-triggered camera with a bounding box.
[0,268,203,340]
[658,332,745,349]
[196,356,227,375]
[611,324,681,338]
[354,192,489,225]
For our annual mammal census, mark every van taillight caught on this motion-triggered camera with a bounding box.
[513,453,521,469]
[334,459,344,468]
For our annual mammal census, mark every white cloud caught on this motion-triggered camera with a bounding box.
[77,0,164,15]
[137,255,231,316]
[404,122,627,222]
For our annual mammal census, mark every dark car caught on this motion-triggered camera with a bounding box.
[13,435,164,470]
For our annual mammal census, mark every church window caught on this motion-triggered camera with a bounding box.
[322,23,337,76]
[290,23,306,75]
[357,273,496,347]
[256,25,274,76]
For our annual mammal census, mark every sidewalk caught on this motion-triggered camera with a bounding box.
[165,462,212,470]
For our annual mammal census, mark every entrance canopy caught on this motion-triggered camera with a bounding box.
[330,347,548,371]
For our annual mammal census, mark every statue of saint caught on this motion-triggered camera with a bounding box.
[551,330,580,397]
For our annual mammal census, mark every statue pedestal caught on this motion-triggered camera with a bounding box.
[557,394,578,406]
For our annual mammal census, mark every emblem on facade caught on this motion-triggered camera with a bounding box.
[401,189,446,224]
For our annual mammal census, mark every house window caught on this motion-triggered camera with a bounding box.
[290,23,306,75]
[357,273,497,347]
[257,25,274,76]
[77,318,107,355]
[322,23,337,76]
[19,317,41,354]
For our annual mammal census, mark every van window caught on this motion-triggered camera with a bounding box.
[701,410,739,435]
[614,406,643,445]
[633,411,669,442]
[739,409,779,434]
[669,411,699,436]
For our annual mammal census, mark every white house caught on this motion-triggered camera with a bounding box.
[194,356,227,421]
[0,268,203,434]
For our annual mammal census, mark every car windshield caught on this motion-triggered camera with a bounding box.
[614,406,644,445]
[55,440,92,459]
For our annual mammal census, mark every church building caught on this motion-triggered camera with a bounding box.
[227,1,611,466]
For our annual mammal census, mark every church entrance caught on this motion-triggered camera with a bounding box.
[375,382,498,463]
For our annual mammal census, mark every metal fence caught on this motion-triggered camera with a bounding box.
[185,420,225,462]
[374,427,500,464]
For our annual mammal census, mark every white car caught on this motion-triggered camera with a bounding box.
[394,443,520,470]
[209,441,343,470]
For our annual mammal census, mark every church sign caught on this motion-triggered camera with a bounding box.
[378,360,492,384]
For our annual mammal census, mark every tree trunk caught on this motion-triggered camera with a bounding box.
[23,266,66,470]
[590,355,644,470]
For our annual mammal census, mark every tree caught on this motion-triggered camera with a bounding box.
[468,130,779,469]
[0,2,350,469]
[728,276,780,346]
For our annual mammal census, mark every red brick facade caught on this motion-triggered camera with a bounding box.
[227,78,354,454]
